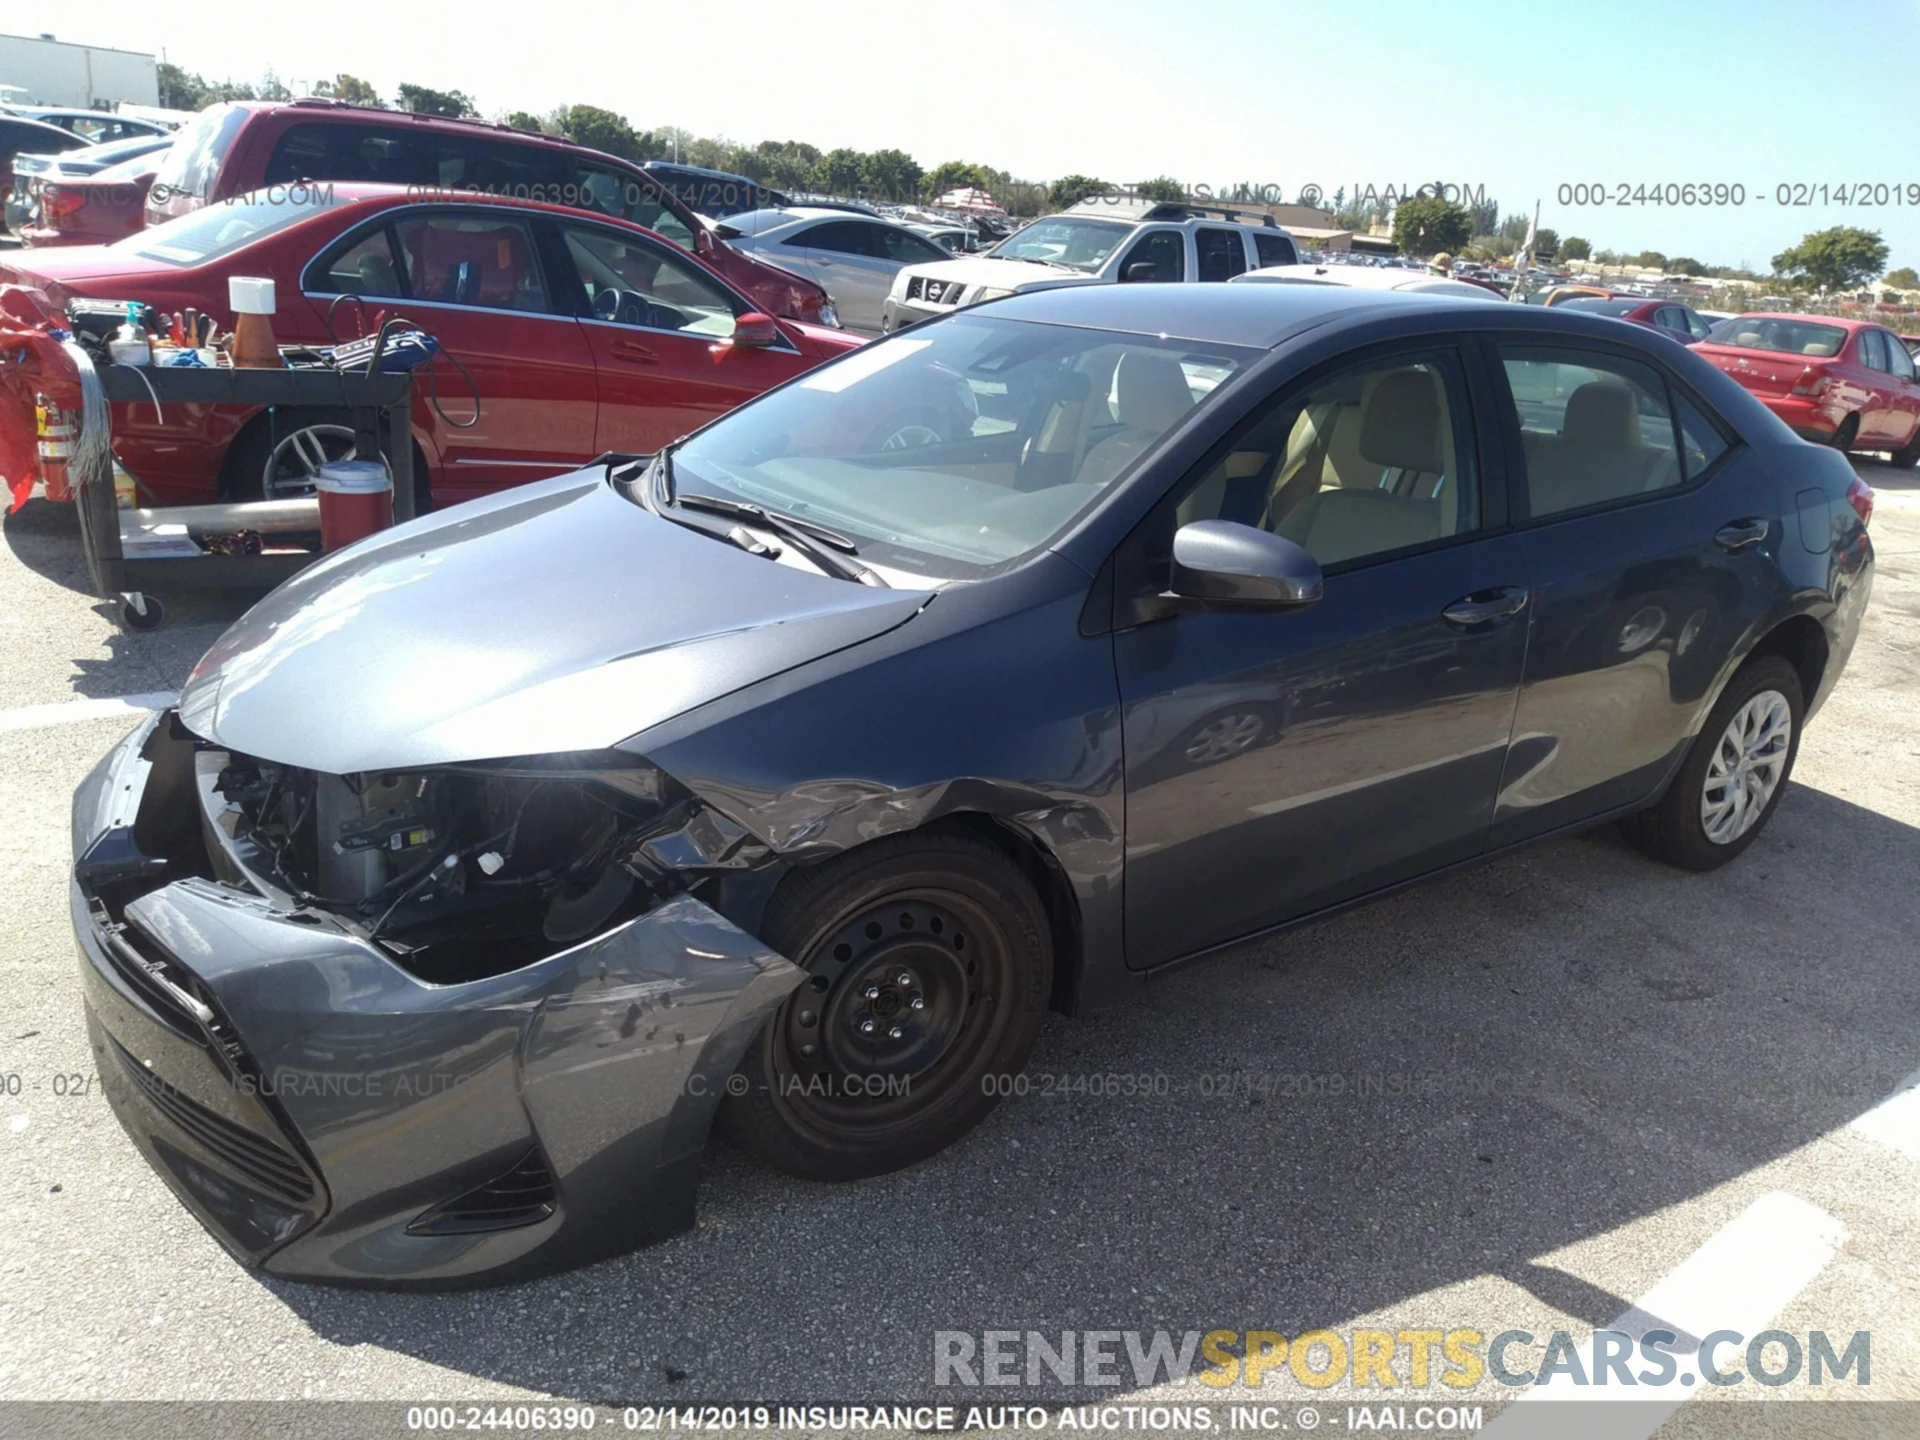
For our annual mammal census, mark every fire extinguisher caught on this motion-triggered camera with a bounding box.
[33,392,78,504]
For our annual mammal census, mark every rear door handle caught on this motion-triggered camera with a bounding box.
[1714,517,1769,551]
[1441,586,1530,628]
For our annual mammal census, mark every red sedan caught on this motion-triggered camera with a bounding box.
[1694,312,1920,464]
[1,184,861,507]
[19,153,158,246]
[1556,293,1717,343]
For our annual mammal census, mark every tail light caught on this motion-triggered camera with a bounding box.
[1847,476,1874,528]
[40,186,84,222]
[1790,365,1831,397]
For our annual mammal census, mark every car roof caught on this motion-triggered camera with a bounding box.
[982,280,1705,351]
[1235,263,1503,299]
[223,180,696,234]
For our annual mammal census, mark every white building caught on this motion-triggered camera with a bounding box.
[0,33,158,110]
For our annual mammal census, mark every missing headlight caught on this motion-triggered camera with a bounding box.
[207,750,764,983]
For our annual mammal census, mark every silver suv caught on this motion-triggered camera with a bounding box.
[881,198,1299,331]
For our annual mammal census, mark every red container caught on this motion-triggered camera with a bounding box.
[315,459,394,552]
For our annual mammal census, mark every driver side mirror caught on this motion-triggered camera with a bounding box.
[1169,520,1323,609]
[1123,262,1159,283]
[730,312,781,348]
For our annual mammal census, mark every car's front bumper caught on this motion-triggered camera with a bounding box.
[880,296,957,333]
[72,712,804,1288]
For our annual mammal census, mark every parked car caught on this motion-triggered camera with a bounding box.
[1693,312,1920,462]
[71,283,1870,1286]
[637,160,789,219]
[881,197,1301,331]
[0,184,859,507]
[909,222,976,254]
[18,151,159,245]
[143,101,837,327]
[1232,261,1504,301]
[718,207,955,333]
[0,105,171,145]
[1,114,87,230]
[1555,294,1717,342]
[7,132,172,237]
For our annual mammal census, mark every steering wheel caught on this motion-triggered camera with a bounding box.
[594,288,683,331]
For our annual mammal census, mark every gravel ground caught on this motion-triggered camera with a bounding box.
[0,462,1916,1433]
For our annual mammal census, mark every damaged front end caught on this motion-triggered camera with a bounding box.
[71,710,802,1287]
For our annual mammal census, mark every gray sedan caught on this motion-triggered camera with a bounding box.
[717,206,952,334]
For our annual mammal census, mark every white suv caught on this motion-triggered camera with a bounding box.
[880,198,1299,331]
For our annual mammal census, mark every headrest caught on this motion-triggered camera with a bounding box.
[1111,352,1196,432]
[1562,381,1638,451]
[1359,369,1444,473]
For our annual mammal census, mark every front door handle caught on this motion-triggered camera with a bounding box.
[609,340,659,365]
[1714,517,1769,551]
[1441,586,1530,628]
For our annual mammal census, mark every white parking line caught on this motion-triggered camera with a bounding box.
[0,692,178,736]
[1851,1068,1920,1161]
[1480,1190,1846,1437]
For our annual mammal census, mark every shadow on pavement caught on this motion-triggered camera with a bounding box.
[260,782,1920,1404]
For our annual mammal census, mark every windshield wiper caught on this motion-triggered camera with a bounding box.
[674,492,888,587]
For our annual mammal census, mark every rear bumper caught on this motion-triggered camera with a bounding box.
[72,712,803,1288]
[1755,393,1838,441]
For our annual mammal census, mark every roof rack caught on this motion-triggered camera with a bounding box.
[1141,200,1279,228]
[285,96,519,132]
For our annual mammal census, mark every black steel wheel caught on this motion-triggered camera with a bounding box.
[720,830,1052,1180]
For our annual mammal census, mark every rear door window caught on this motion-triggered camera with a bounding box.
[1860,328,1889,372]
[1886,333,1916,381]
[391,211,551,313]
[876,224,948,264]
[313,224,406,297]
[789,220,877,256]
[1195,227,1247,282]
[1496,345,1686,518]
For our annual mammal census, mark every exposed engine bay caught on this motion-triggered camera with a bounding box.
[198,744,770,983]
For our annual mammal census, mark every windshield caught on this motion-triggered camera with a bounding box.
[1703,316,1847,357]
[989,217,1133,273]
[114,187,339,265]
[667,314,1250,579]
[149,102,247,201]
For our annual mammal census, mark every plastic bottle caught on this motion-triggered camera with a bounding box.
[107,302,151,366]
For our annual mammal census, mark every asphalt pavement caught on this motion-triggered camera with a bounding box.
[0,461,1916,1429]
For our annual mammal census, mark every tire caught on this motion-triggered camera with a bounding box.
[224,408,432,512]
[1830,414,1860,454]
[1890,428,1920,469]
[1623,654,1804,871]
[719,829,1053,1181]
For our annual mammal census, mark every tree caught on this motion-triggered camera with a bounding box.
[1134,175,1185,203]
[503,110,546,133]
[257,69,293,102]
[1558,235,1592,261]
[1886,266,1920,291]
[1634,250,1668,270]
[1048,174,1110,209]
[923,160,996,200]
[754,139,822,191]
[815,148,866,196]
[1667,257,1705,277]
[553,104,642,161]
[1467,194,1500,239]
[1533,227,1559,259]
[1391,195,1472,257]
[314,73,382,107]
[156,62,201,110]
[1498,212,1532,248]
[396,83,477,118]
[1772,227,1890,292]
[859,149,921,204]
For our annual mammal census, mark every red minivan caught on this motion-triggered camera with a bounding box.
[146,101,840,328]
[2,185,859,507]
[1694,312,1920,463]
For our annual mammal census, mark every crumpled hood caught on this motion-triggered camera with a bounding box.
[896,253,1100,296]
[177,469,928,775]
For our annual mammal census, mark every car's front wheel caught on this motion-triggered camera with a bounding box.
[720,830,1052,1181]
[1624,653,1804,870]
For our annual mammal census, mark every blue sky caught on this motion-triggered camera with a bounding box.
[58,0,1920,271]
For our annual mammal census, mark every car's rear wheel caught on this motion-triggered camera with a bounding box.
[1623,654,1803,871]
[720,830,1052,1181]
[1890,427,1920,468]
[225,407,432,512]
[1830,413,1860,454]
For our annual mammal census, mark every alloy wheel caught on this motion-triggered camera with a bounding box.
[264,424,358,500]
[1700,689,1792,845]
